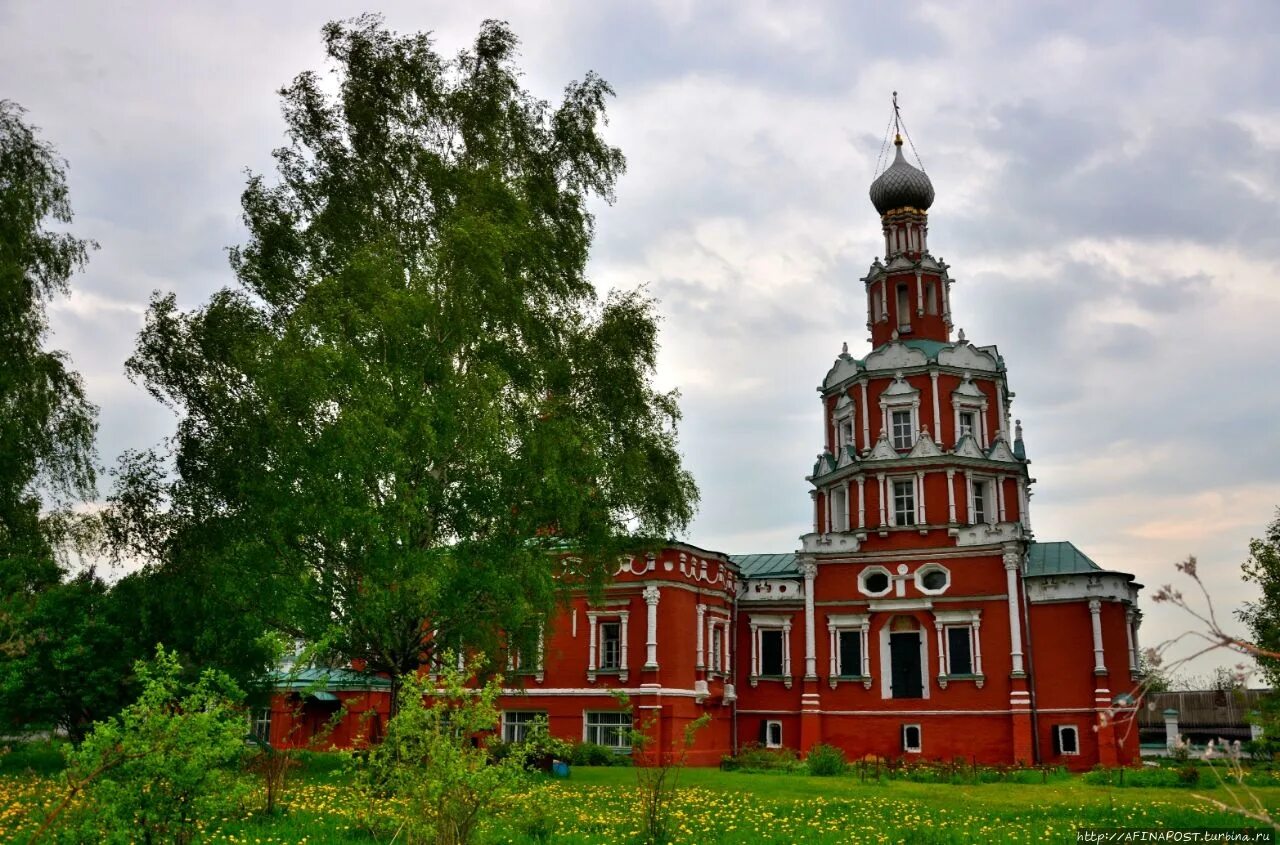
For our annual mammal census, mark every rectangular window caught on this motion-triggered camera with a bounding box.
[839,419,854,449]
[902,724,922,753]
[946,626,974,675]
[958,410,975,440]
[250,708,271,744]
[892,479,916,526]
[1054,725,1080,755]
[710,626,723,673]
[874,287,885,322]
[891,409,914,450]
[896,284,911,331]
[924,279,939,315]
[599,622,621,670]
[838,629,863,677]
[972,479,989,525]
[502,711,546,743]
[764,720,783,749]
[760,629,784,676]
[832,487,847,532]
[585,712,632,750]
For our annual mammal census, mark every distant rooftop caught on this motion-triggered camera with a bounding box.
[731,541,1109,581]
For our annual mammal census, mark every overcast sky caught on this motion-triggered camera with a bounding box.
[4,0,1279,681]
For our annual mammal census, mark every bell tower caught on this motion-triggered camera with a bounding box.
[864,94,952,347]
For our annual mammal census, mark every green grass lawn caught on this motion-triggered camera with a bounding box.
[5,764,1279,844]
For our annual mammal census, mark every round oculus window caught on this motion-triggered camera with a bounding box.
[863,571,890,594]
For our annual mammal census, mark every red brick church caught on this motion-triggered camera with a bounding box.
[266,123,1144,769]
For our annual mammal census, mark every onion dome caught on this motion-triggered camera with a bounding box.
[869,137,935,215]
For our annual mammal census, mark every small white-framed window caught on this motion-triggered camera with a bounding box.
[892,478,916,526]
[896,283,911,332]
[759,629,785,676]
[944,625,975,675]
[502,711,547,743]
[902,723,922,753]
[970,477,994,526]
[710,625,724,673]
[836,628,866,677]
[914,564,950,596]
[1054,724,1080,756]
[764,720,783,749]
[250,708,271,744]
[891,409,914,450]
[831,486,848,532]
[585,711,632,750]
[958,410,976,440]
[858,566,893,598]
[599,622,622,670]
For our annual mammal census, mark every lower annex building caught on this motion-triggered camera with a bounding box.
[265,119,1145,770]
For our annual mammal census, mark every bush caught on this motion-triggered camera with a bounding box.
[806,743,847,776]
[0,740,67,776]
[570,742,631,767]
[40,646,250,844]
[351,655,530,845]
[721,744,804,773]
[1081,764,1214,789]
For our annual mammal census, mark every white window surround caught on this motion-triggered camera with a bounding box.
[584,711,632,750]
[250,708,271,743]
[903,723,923,753]
[878,619,930,700]
[701,607,731,676]
[586,609,630,683]
[502,711,547,743]
[952,376,990,448]
[879,375,921,452]
[833,394,855,452]
[969,475,995,526]
[1054,724,1080,756]
[827,613,872,689]
[748,614,793,689]
[914,563,951,596]
[933,608,984,688]
[506,630,546,683]
[858,565,894,598]
[765,719,783,749]
[889,475,918,527]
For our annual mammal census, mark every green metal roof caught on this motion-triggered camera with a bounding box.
[1025,541,1103,577]
[899,338,953,359]
[731,553,799,578]
[268,667,392,690]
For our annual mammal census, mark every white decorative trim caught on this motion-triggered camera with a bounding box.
[914,563,951,596]
[938,343,999,372]
[865,341,928,372]
[859,565,894,598]
[642,586,660,670]
[827,613,872,689]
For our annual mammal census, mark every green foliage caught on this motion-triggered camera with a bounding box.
[1241,509,1280,686]
[1082,764,1213,789]
[0,98,97,695]
[569,741,632,767]
[350,655,529,844]
[44,645,249,844]
[0,570,144,742]
[805,743,847,776]
[110,15,697,696]
[616,692,711,845]
[0,739,68,775]
[721,744,804,773]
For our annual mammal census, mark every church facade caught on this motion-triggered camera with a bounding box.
[267,129,1144,769]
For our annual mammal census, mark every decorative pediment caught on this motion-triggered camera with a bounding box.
[834,393,854,415]
[878,372,920,408]
[951,372,987,402]
[985,433,1019,463]
[823,356,860,389]
[952,433,985,459]
[865,342,928,373]
[938,342,998,373]
[865,432,900,461]
[836,444,859,468]
[812,450,837,477]
[907,427,943,458]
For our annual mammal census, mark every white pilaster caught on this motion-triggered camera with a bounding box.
[860,381,871,450]
[935,621,947,678]
[782,620,793,682]
[801,561,818,680]
[1125,608,1137,675]
[1089,598,1106,674]
[916,470,926,526]
[857,476,866,529]
[946,469,957,523]
[878,473,887,527]
[930,368,941,438]
[1003,545,1025,676]
[696,604,707,670]
[587,611,598,672]
[973,618,984,676]
[1018,478,1031,532]
[643,586,660,670]
[996,477,1007,522]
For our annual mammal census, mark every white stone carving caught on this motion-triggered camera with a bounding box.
[865,342,929,373]
[938,342,999,372]
[907,428,943,457]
